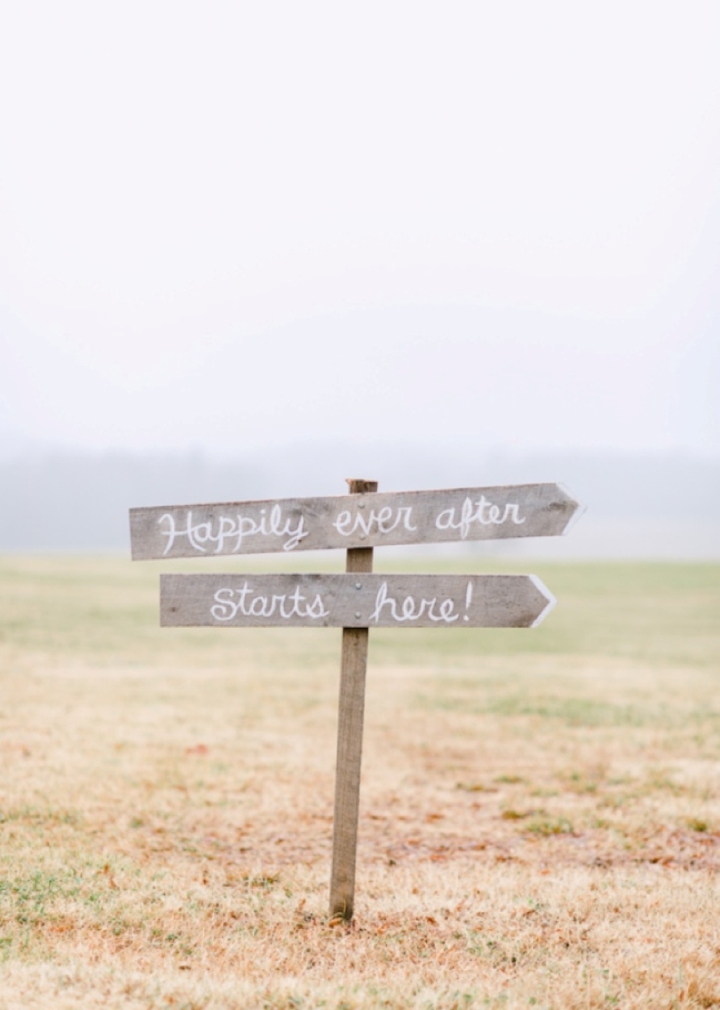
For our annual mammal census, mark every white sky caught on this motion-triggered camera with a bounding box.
[1,1,718,457]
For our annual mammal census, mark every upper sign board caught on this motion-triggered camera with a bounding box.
[130,483,581,560]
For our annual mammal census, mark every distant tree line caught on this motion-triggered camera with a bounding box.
[0,446,717,552]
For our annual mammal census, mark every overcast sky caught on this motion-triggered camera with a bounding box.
[1,1,718,459]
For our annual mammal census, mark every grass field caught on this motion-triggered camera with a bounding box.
[0,555,718,1009]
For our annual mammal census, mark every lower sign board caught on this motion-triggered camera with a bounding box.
[160,573,556,629]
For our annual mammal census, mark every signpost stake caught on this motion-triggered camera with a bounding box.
[329,478,378,921]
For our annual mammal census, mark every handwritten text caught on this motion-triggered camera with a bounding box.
[369,581,460,624]
[333,505,417,538]
[435,497,525,539]
[211,583,329,622]
[159,506,308,555]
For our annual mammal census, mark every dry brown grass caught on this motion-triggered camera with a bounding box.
[0,556,719,1008]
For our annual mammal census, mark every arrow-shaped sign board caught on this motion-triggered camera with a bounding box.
[130,483,580,560]
[160,573,556,629]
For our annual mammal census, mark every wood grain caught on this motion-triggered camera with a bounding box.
[130,483,581,559]
[159,573,556,629]
[329,478,377,921]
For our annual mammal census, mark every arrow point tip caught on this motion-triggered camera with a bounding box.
[528,574,557,627]
[556,483,587,535]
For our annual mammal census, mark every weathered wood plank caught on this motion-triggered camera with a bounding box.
[330,478,377,922]
[130,483,581,559]
[160,573,556,629]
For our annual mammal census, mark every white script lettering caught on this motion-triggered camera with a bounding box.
[332,505,417,539]
[435,497,525,539]
[369,581,459,624]
[210,584,330,622]
[159,506,308,555]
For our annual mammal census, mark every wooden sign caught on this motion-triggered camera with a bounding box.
[160,573,556,629]
[129,482,580,559]
[130,477,582,923]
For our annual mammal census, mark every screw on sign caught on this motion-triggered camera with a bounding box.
[129,478,582,921]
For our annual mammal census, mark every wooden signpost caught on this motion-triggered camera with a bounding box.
[130,479,581,921]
